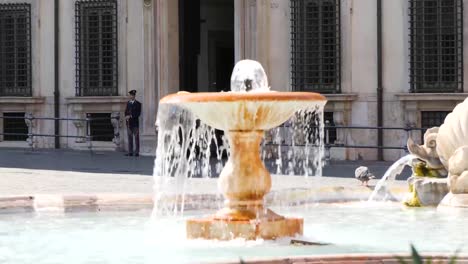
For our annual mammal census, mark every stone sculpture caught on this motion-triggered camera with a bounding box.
[406,97,468,207]
[436,98,468,206]
[24,112,35,147]
[405,128,448,207]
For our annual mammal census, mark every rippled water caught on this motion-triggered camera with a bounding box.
[0,203,466,264]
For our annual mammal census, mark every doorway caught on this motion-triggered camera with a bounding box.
[179,0,234,93]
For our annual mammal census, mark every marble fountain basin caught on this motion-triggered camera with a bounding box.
[160,91,326,131]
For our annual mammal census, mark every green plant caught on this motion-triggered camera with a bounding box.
[396,244,458,264]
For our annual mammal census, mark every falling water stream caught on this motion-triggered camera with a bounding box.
[368,154,414,202]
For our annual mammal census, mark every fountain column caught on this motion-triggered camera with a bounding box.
[215,131,282,221]
[186,129,303,240]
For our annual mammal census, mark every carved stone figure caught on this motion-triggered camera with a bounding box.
[24,112,34,147]
[407,127,446,175]
[73,120,86,143]
[436,98,468,197]
[111,112,121,147]
[406,97,468,207]
[405,125,448,207]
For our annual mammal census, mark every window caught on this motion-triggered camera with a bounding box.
[291,0,340,93]
[75,0,118,96]
[2,112,27,141]
[421,111,449,141]
[409,0,463,93]
[87,113,113,141]
[421,111,449,129]
[0,4,32,97]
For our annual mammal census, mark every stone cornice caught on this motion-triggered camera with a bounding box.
[65,96,129,104]
[0,97,45,104]
[395,93,468,101]
[324,93,358,102]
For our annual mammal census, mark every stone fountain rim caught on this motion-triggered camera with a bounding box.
[160,91,327,104]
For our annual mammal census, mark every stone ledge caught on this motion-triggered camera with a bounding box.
[0,97,45,104]
[65,96,128,104]
[0,185,409,213]
[325,93,358,102]
[395,93,468,102]
[0,196,34,213]
[439,192,468,208]
[220,254,468,264]
[0,194,154,213]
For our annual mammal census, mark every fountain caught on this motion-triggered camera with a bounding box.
[156,60,326,240]
[4,61,468,263]
[404,97,468,208]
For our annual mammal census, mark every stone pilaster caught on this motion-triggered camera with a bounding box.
[234,0,271,76]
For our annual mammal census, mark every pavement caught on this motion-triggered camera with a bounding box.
[0,147,411,204]
[0,147,412,178]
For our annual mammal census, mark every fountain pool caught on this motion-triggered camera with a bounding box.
[1,202,466,264]
[3,59,468,263]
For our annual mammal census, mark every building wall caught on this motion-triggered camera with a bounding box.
[1,0,468,161]
[0,0,155,154]
[265,0,468,161]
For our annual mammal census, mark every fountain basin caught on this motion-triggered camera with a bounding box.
[2,202,468,264]
[160,91,326,131]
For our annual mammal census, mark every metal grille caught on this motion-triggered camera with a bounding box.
[0,4,32,97]
[291,0,340,93]
[87,113,113,141]
[409,0,463,93]
[421,111,449,142]
[75,0,118,96]
[2,112,27,141]
[421,111,449,128]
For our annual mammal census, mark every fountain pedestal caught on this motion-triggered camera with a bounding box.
[186,130,303,240]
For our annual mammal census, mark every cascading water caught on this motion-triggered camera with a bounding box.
[152,102,230,216]
[367,154,414,202]
[152,103,325,217]
[262,108,324,177]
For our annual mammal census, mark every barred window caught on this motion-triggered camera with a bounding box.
[421,111,449,129]
[75,0,118,96]
[409,0,463,93]
[2,112,27,141]
[291,0,340,93]
[87,113,113,141]
[0,4,32,97]
[421,111,449,142]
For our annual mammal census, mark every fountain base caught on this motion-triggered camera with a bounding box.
[439,192,468,207]
[186,216,303,240]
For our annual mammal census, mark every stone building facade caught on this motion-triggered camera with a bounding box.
[0,0,467,161]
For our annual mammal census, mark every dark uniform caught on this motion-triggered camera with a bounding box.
[125,90,142,156]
